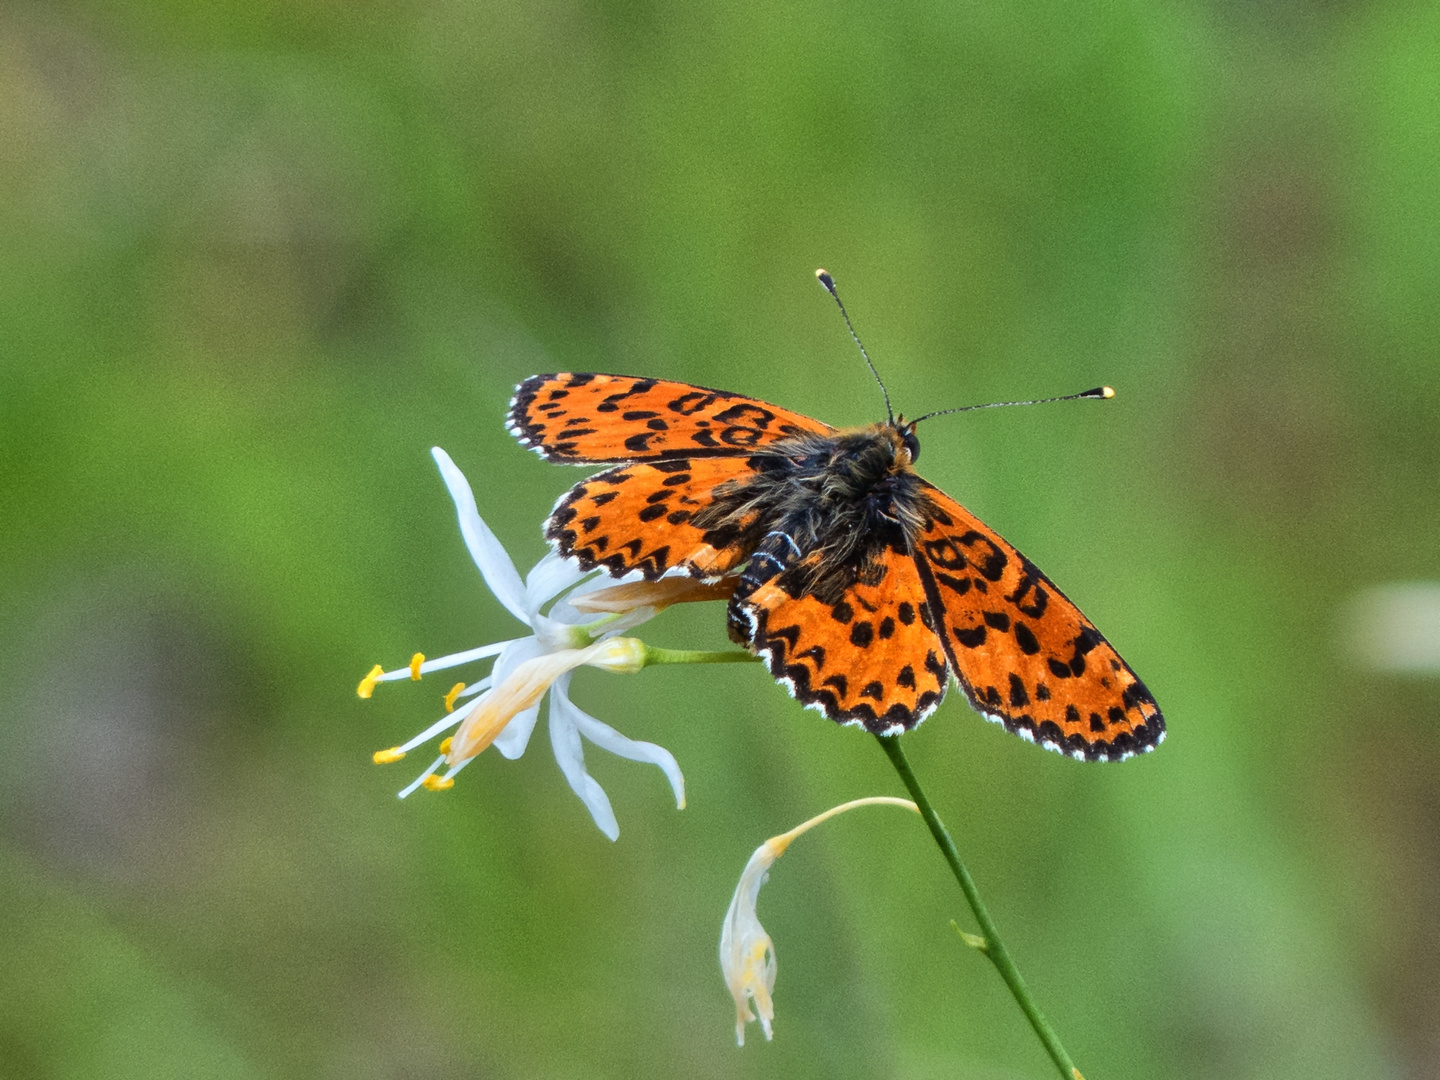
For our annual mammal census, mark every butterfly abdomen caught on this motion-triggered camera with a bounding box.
[727,531,804,642]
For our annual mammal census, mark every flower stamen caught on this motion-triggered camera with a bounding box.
[398,755,446,799]
[444,682,466,711]
[357,642,518,701]
[357,664,385,698]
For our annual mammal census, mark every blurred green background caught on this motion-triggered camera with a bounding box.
[3,1,1438,1077]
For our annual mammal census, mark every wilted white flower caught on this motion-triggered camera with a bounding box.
[720,796,919,1045]
[361,446,728,839]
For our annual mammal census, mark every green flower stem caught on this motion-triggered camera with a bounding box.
[640,645,761,666]
[877,734,1081,1080]
[577,613,625,641]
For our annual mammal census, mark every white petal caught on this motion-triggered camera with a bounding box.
[431,447,529,624]
[488,636,542,685]
[561,690,685,809]
[525,552,589,619]
[492,703,541,759]
[486,638,546,759]
[548,673,620,840]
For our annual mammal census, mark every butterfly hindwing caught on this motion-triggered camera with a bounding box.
[731,539,950,734]
[510,373,833,464]
[546,455,760,580]
[912,483,1164,760]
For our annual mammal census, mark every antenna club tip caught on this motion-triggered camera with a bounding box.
[1102,386,1115,399]
[815,268,836,292]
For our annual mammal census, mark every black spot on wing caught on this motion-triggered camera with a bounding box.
[1014,622,1040,655]
[983,611,1011,632]
[953,625,986,648]
[1008,674,1029,708]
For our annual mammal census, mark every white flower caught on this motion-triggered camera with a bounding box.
[720,796,919,1045]
[1346,582,1440,674]
[362,446,712,840]
[721,837,782,1046]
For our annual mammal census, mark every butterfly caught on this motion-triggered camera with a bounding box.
[506,325,1163,763]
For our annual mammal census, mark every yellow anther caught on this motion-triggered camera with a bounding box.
[422,774,455,791]
[357,664,385,699]
[444,682,466,712]
[439,737,453,756]
[373,747,406,765]
[409,653,425,680]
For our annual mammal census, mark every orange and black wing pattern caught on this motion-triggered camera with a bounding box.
[545,455,758,580]
[508,373,833,464]
[732,545,950,735]
[911,482,1163,760]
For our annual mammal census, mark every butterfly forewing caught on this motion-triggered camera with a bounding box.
[546,456,759,580]
[912,483,1164,760]
[510,374,833,464]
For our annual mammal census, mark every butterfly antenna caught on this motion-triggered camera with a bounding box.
[911,385,1115,425]
[816,269,893,424]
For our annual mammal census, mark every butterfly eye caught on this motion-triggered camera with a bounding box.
[901,427,921,464]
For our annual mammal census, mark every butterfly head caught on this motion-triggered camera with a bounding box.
[896,418,921,465]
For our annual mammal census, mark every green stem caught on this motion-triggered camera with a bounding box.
[578,612,626,640]
[876,734,1080,1080]
[641,645,761,666]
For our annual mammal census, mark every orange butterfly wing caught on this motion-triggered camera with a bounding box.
[509,373,833,464]
[546,455,759,580]
[911,482,1164,760]
[734,548,950,734]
